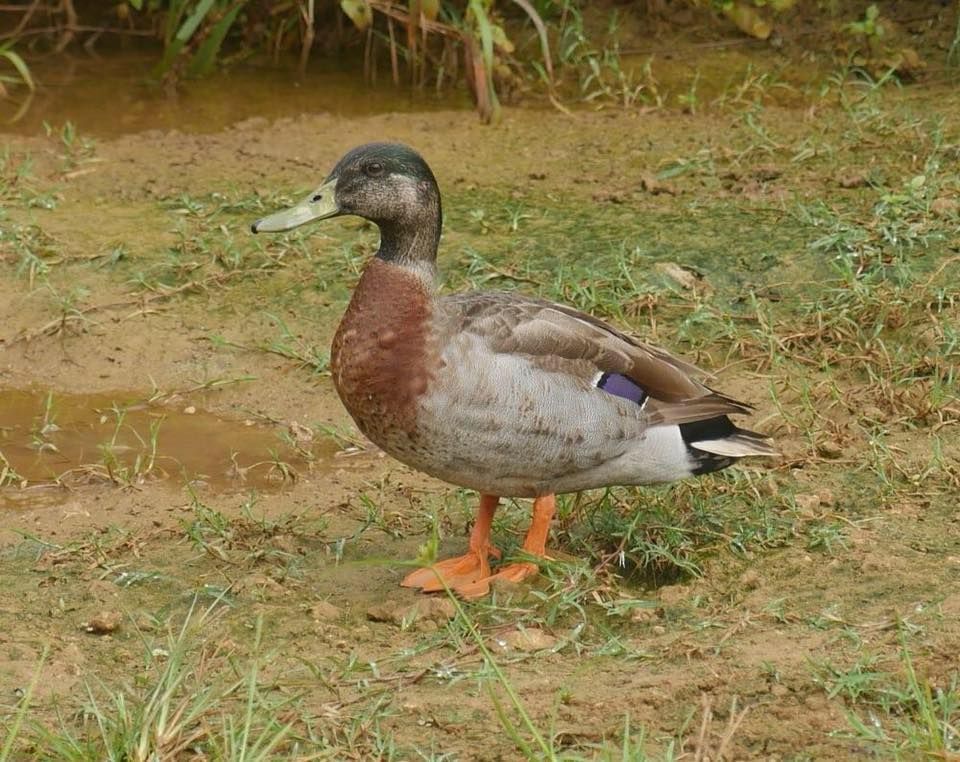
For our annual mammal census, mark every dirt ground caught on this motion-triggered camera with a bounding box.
[2,23,960,760]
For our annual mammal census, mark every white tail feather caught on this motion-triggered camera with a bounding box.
[690,433,777,458]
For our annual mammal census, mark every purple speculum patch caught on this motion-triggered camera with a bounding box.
[596,372,648,406]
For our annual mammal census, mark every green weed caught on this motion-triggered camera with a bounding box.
[0,40,34,123]
[2,224,60,285]
[24,602,300,760]
[96,404,163,486]
[0,646,47,762]
[260,313,330,374]
[820,632,960,757]
[45,121,96,170]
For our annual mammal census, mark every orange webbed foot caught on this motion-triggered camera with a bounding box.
[455,561,541,599]
[400,545,500,593]
[400,494,557,600]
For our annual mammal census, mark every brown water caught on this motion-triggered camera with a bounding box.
[0,53,469,137]
[0,388,334,494]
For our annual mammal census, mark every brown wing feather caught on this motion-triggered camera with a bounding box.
[440,291,754,425]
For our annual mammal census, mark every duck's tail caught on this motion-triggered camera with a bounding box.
[680,416,777,475]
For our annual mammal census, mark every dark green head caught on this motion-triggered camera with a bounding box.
[251,143,442,265]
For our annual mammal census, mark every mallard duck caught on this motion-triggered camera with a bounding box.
[251,143,775,598]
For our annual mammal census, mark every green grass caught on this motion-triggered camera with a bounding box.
[19,605,300,761]
[817,630,960,757]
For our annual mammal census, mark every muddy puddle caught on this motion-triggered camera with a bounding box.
[0,388,335,499]
[2,52,470,137]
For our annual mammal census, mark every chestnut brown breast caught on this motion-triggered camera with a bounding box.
[330,259,435,452]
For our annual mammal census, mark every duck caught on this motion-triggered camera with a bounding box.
[251,143,776,598]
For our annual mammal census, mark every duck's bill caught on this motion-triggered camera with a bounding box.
[250,178,338,233]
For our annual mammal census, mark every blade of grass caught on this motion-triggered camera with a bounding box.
[188,1,249,77]
[0,645,48,761]
[0,43,35,92]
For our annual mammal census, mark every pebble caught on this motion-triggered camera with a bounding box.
[366,598,455,629]
[816,440,844,459]
[931,197,958,217]
[739,569,762,590]
[494,627,558,652]
[310,601,342,621]
[837,171,868,189]
[630,607,661,624]
[84,611,122,634]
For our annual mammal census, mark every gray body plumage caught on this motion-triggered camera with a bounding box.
[251,142,775,501]
[361,288,774,498]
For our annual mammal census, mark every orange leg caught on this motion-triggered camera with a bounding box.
[401,494,501,593]
[456,494,556,599]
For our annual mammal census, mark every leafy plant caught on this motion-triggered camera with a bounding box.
[847,3,885,42]
[338,0,551,123]
[155,0,251,80]
[0,40,35,123]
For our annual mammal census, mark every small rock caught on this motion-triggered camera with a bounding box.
[288,420,314,444]
[816,440,844,459]
[183,405,196,415]
[366,602,399,623]
[310,601,342,621]
[931,197,958,218]
[415,597,456,623]
[837,172,868,189]
[84,611,122,634]
[795,493,821,516]
[655,262,708,291]
[366,598,455,628]
[739,569,762,590]
[630,606,661,624]
[488,575,535,597]
[495,627,558,652]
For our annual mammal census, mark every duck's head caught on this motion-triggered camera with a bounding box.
[251,142,442,266]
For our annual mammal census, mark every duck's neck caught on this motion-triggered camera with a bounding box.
[374,197,442,283]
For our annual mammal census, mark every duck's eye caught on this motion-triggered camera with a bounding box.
[311,193,323,203]
[364,161,384,177]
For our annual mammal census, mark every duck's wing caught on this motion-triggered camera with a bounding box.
[440,291,753,429]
